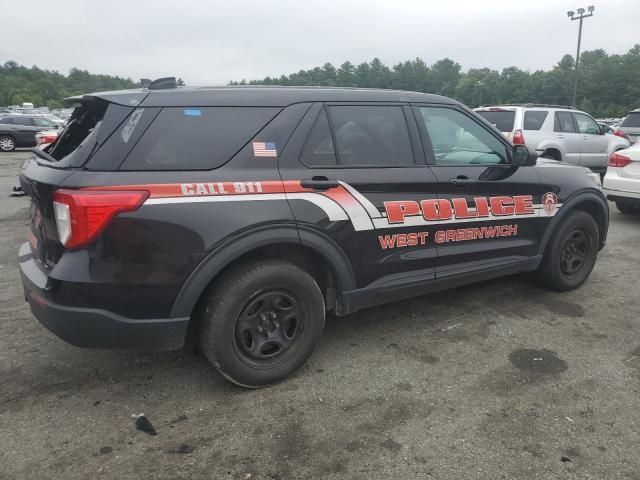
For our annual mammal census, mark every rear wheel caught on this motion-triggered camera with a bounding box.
[199,259,325,387]
[537,210,599,291]
[0,135,16,152]
[616,200,639,214]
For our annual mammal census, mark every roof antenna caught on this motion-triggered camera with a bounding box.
[148,77,177,90]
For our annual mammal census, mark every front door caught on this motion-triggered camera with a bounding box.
[278,102,440,290]
[413,105,554,278]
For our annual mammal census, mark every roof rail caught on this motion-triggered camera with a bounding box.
[479,103,576,109]
[147,77,177,90]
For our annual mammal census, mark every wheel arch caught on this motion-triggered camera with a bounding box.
[170,225,356,320]
[537,191,609,257]
[537,140,565,161]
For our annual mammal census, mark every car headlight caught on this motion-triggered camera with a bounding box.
[585,171,602,188]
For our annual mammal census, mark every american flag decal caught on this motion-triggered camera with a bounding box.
[252,142,277,158]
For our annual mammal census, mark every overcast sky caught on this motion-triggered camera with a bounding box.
[2,0,638,85]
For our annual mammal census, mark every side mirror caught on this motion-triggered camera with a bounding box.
[512,144,537,166]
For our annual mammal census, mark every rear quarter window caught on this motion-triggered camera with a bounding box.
[120,107,281,171]
[523,111,548,130]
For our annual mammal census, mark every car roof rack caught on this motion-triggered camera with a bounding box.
[147,77,177,90]
[479,103,575,110]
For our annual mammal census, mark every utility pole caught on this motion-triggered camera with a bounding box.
[567,6,595,107]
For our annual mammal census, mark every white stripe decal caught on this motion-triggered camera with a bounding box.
[338,181,382,218]
[286,193,349,221]
[145,194,288,205]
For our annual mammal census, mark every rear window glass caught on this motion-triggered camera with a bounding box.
[476,110,515,132]
[621,113,640,128]
[523,111,548,130]
[120,107,281,171]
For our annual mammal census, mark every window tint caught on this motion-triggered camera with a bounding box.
[621,112,640,127]
[573,113,600,135]
[121,107,280,170]
[13,116,33,126]
[523,111,548,130]
[300,109,337,166]
[420,107,508,165]
[554,112,576,133]
[328,105,414,167]
[0,117,12,124]
[33,116,54,128]
[476,110,515,132]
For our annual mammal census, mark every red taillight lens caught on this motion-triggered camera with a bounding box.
[609,153,632,168]
[37,134,57,145]
[512,129,525,145]
[614,130,627,139]
[52,189,149,249]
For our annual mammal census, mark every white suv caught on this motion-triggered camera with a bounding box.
[476,104,630,175]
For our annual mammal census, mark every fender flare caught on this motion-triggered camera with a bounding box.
[169,224,356,318]
[536,190,609,257]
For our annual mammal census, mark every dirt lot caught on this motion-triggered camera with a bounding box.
[1,150,639,480]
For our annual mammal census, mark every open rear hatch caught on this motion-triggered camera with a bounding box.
[20,94,142,267]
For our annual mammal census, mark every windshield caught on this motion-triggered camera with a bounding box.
[476,110,516,132]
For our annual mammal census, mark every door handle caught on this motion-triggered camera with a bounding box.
[301,177,340,190]
[449,176,478,186]
[555,134,565,139]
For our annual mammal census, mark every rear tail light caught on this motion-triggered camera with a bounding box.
[608,152,632,168]
[52,189,149,248]
[614,130,627,139]
[512,129,525,145]
[37,134,57,145]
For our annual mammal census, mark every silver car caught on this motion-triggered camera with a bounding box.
[475,104,630,175]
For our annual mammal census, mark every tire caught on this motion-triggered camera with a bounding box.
[0,135,16,152]
[616,200,638,214]
[198,259,325,387]
[537,210,599,291]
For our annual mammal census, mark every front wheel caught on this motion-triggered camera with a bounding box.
[536,210,599,291]
[199,259,325,387]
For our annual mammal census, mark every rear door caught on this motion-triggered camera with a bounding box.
[12,116,40,146]
[573,112,609,169]
[553,111,582,165]
[413,104,552,278]
[279,102,440,290]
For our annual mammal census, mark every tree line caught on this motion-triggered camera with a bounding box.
[232,45,640,118]
[0,61,138,108]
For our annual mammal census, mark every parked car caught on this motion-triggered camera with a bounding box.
[616,109,640,145]
[475,104,629,175]
[0,114,60,151]
[603,143,640,213]
[19,83,609,387]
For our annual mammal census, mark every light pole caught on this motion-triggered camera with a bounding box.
[567,6,595,107]
[476,80,484,107]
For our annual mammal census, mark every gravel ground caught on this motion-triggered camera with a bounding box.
[1,150,639,480]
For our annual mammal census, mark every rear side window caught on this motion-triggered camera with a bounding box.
[14,117,33,126]
[476,110,515,132]
[0,117,12,124]
[327,105,414,167]
[120,107,280,170]
[523,111,548,130]
[621,113,640,128]
[554,112,576,133]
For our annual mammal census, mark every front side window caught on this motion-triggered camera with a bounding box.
[573,113,600,135]
[419,107,508,165]
[554,112,576,133]
[327,105,414,167]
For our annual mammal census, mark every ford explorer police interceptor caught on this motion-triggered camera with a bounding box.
[19,79,609,387]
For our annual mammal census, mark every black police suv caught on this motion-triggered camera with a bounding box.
[19,79,609,387]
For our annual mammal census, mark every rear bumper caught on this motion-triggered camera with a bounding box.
[603,168,640,202]
[19,242,189,351]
